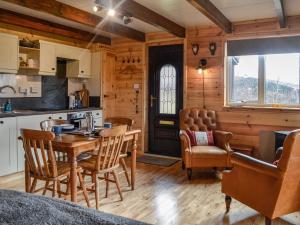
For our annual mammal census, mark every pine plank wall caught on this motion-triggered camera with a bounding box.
[110,16,300,155]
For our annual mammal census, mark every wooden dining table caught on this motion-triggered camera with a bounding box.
[24,129,141,203]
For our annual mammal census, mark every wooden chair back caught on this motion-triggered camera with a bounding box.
[95,125,127,171]
[40,119,69,131]
[105,117,134,155]
[21,129,57,179]
[105,117,134,130]
[40,119,69,161]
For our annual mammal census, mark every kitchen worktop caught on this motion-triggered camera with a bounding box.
[0,107,102,118]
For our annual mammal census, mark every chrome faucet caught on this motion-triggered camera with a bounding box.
[0,85,17,94]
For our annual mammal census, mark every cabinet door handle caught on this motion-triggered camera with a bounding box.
[49,117,52,119]
[81,71,84,73]
[52,68,55,71]
[59,117,62,119]
[0,121,3,124]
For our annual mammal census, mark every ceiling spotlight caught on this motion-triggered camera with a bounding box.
[93,5,102,12]
[123,15,133,25]
[107,9,116,17]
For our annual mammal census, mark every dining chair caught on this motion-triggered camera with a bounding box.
[21,129,90,207]
[105,117,134,187]
[79,125,127,209]
[40,119,69,162]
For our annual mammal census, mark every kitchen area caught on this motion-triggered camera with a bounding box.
[0,32,103,177]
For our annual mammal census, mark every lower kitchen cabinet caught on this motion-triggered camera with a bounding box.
[0,117,18,177]
[16,114,52,172]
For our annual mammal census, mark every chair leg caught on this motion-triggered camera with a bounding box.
[112,170,123,201]
[77,171,90,208]
[265,217,273,225]
[105,173,109,198]
[120,158,131,187]
[93,173,100,210]
[225,195,232,213]
[58,180,62,198]
[52,181,58,197]
[30,178,37,193]
[182,161,185,170]
[187,168,192,180]
[43,181,49,195]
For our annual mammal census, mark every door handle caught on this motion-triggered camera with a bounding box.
[150,95,157,108]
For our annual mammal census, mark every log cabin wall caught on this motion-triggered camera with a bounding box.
[110,16,300,155]
[186,16,300,155]
[110,38,146,151]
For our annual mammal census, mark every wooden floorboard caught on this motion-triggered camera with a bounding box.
[0,159,299,225]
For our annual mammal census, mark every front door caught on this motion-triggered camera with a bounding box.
[148,44,183,157]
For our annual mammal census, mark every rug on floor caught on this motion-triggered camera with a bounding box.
[137,155,180,167]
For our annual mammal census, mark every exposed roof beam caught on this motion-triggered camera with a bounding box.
[99,0,185,38]
[0,8,111,45]
[273,0,286,28]
[186,0,232,33]
[2,0,145,41]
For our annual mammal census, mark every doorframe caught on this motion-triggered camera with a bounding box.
[143,38,187,153]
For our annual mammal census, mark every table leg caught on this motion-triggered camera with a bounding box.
[25,158,31,193]
[131,134,137,190]
[69,153,78,203]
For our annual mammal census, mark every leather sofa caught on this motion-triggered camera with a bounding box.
[179,108,233,179]
[222,129,300,225]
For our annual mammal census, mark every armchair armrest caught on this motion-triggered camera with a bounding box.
[179,131,191,151]
[214,130,233,152]
[232,152,283,178]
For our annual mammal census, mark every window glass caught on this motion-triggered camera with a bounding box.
[230,55,259,103]
[159,64,176,114]
[265,54,299,105]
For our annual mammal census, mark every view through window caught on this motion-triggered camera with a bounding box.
[227,53,300,106]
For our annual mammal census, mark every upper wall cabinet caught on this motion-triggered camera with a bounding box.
[0,33,18,74]
[66,49,92,78]
[39,40,56,76]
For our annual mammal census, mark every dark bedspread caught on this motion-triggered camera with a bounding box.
[0,189,150,225]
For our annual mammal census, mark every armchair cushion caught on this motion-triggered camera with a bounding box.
[191,146,227,158]
[185,130,214,146]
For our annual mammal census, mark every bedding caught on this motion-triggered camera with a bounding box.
[0,189,150,225]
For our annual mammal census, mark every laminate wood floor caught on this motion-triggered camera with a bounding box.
[0,160,299,225]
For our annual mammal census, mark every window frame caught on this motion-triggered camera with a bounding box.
[226,54,300,108]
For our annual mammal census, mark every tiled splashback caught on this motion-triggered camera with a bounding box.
[0,74,41,98]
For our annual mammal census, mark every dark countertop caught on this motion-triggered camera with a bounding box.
[0,107,102,118]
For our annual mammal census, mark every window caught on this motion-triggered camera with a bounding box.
[227,53,300,107]
[159,64,176,114]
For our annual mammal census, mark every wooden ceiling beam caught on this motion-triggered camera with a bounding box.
[186,0,232,33]
[273,0,286,28]
[0,8,111,45]
[2,0,145,41]
[99,0,186,38]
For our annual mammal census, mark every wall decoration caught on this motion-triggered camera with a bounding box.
[209,42,217,55]
[191,43,199,55]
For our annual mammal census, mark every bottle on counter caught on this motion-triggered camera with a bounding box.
[4,99,12,113]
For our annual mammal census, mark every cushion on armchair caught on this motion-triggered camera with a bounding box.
[182,130,214,146]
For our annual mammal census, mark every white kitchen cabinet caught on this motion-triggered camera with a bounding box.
[0,33,18,74]
[66,49,92,78]
[39,41,56,76]
[92,110,103,126]
[0,117,18,176]
[79,50,91,78]
[16,114,52,171]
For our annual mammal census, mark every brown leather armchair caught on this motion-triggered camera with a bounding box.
[222,130,300,225]
[179,108,233,179]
